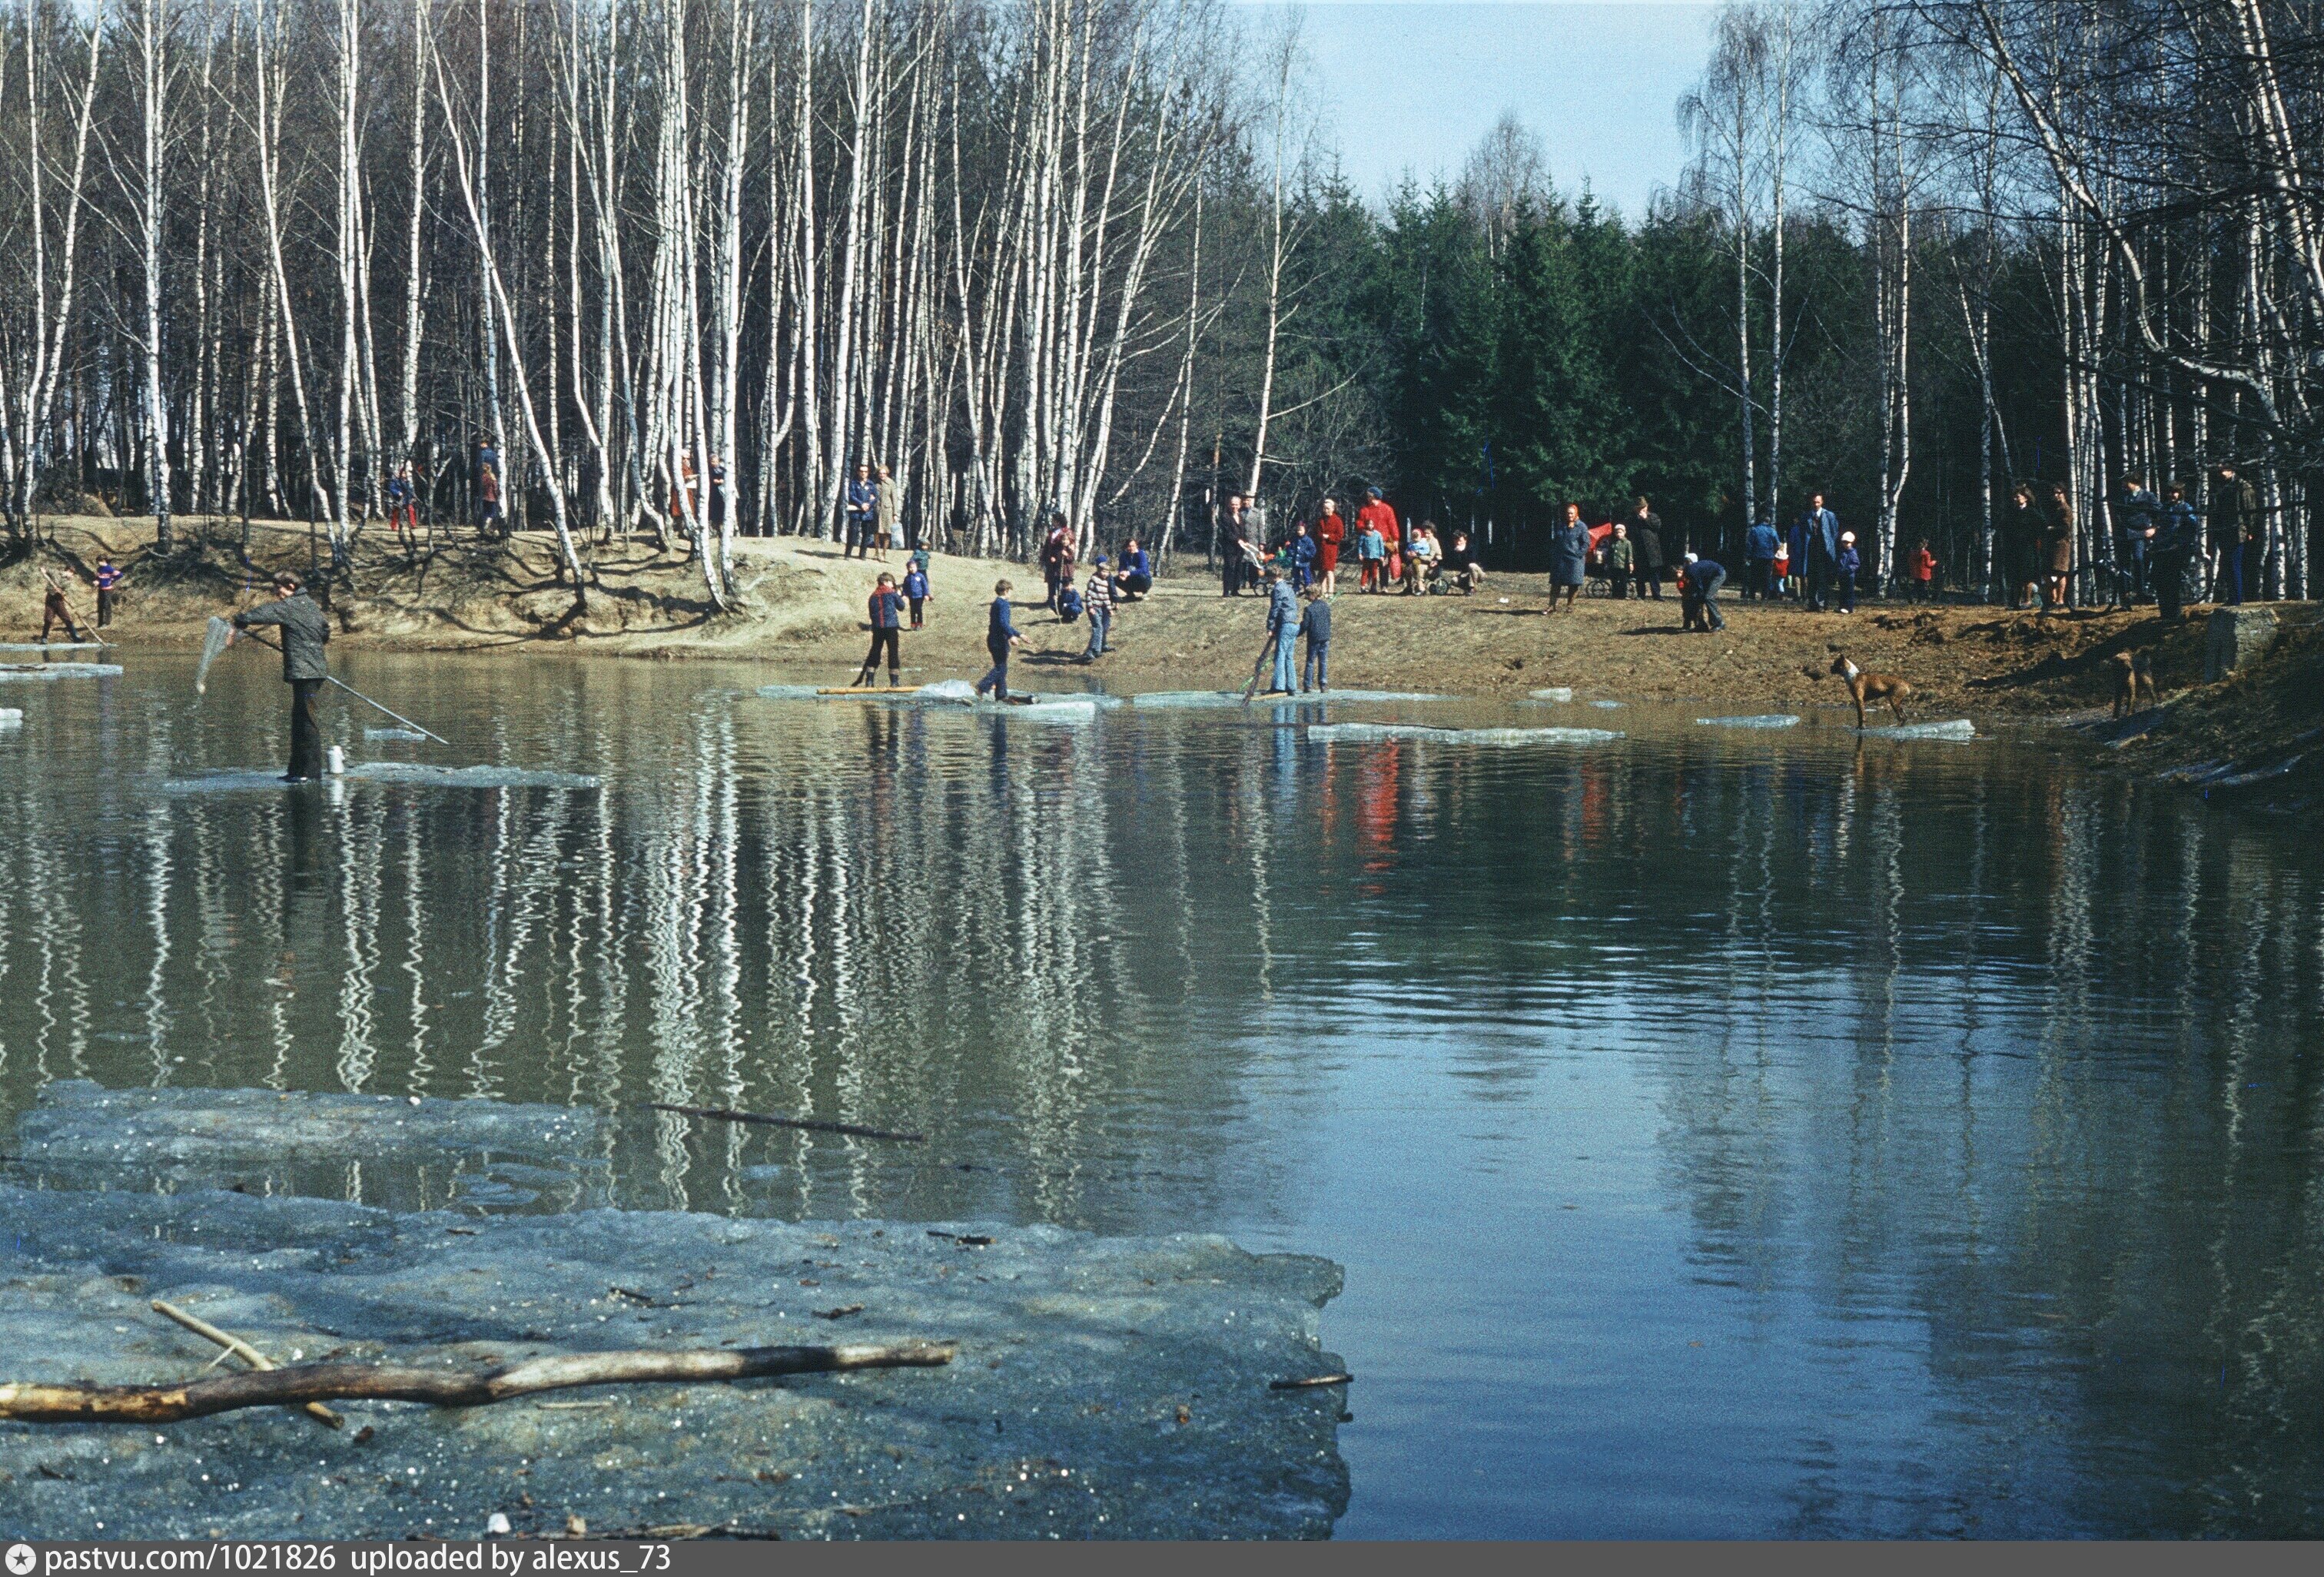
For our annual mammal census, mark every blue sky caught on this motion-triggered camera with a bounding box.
[1244,2,1718,218]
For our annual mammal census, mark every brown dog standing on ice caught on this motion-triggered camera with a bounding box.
[1830,655,1913,729]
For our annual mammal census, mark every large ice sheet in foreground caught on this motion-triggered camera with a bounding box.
[0,1084,1350,1540]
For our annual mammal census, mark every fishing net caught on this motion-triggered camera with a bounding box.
[194,616,234,695]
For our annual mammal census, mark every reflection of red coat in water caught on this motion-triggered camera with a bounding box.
[1315,510,1346,573]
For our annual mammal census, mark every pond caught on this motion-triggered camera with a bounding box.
[2,654,2320,1538]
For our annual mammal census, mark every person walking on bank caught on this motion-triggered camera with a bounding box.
[1081,556,1115,663]
[974,579,1025,702]
[476,452,503,536]
[1299,583,1332,692]
[1801,493,1841,610]
[1315,497,1346,596]
[1835,532,1862,613]
[845,462,878,559]
[94,558,125,629]
[2209,464,2259,606]
[2153,483,2200,625]
[854,573,908,687]
[1547,503,1590,614]
[231,572,332,782]
[1745,516,1780,600]
[1626,496,1665,599]
[385,464,417,538]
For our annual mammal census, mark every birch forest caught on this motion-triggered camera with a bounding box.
[2,0,2319,605]
[0,0,1248,606]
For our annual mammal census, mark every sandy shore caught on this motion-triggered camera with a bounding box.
[8,514,2268,722]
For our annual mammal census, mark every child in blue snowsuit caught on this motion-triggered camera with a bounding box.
[902,561,931,628]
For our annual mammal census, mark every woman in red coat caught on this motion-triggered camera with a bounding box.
[1314,497,1347,595]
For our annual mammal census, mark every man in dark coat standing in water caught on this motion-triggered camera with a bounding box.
[234,572,332,782]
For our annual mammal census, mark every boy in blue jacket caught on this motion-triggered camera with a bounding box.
[974,579,1024,701]
[902,559,932,628]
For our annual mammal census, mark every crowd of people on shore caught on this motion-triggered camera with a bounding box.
[851,460,2278,692]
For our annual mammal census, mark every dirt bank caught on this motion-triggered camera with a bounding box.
[2081,613,2324,813]
[8,513,2315,729]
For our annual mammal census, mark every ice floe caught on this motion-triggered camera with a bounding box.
[1306,722,1622,747]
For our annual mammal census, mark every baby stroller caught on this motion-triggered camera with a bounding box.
[1584,521,1620,598]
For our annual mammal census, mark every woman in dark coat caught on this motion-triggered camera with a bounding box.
[1998,484,2043,608]
[1547,503,1591,615]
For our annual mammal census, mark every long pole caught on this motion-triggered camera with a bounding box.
[230,627,449,745]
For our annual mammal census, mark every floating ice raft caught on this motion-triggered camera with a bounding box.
[364,726,431,742]
[1525,687,1575,703]
[1130,688,1440,709]
[1859,719,1978,742]
[0,662,121,681]
[0,642,108,654]
[1306,722,1622,748]
[1012,700,1101,725]
[1697,714,1801,729]
[346,762,600,788]
[0,707,20,729]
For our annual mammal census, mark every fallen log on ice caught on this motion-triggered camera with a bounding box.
[0,1341,956,1425]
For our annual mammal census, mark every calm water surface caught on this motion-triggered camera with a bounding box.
[2,655,2321,1538]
